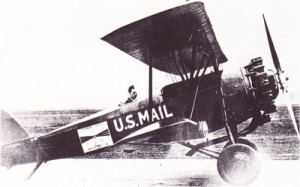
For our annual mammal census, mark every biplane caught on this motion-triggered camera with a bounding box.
[1,2,299,185]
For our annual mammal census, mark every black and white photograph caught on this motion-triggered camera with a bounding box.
[1,0,299,186]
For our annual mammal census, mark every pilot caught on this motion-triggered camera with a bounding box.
[125,85,138,104]
[119,85,138,106]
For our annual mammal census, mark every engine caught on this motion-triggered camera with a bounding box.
[244,57,279,113]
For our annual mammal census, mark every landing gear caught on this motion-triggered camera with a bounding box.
[181,119,262,185]
[217,144,260,185]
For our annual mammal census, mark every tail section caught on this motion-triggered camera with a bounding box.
[1,110,37,168]
[1,110,29,145]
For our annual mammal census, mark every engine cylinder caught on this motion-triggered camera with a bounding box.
[244,57,279,113]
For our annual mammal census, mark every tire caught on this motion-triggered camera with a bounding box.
[224,138,258,151]
[217,144,260,185]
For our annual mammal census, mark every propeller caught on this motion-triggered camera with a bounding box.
[263,14,300,140]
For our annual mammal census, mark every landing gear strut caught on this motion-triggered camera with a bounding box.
[217,106,261,185]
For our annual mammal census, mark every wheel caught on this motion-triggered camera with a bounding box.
[217,144,260,185]
[224,138,258,151]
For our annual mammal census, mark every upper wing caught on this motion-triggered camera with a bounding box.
[101,2,227,75]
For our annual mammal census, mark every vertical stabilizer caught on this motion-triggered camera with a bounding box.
[1,110,28,145]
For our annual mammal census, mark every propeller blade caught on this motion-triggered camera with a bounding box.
[263,15,299,140]
[284,92,300,140]
[263,14,282,73]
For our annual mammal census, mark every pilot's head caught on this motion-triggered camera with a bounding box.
[128,85,137,100]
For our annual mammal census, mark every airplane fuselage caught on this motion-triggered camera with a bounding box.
[1,72,255,167]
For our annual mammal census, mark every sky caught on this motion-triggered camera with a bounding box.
[0,0,299,111]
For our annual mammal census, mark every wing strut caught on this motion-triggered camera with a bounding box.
[194,52,210,78]
[190,34,197,79]
[189,54,210,119]
[148,49,153,110]
[171,50,186,81]
[177,50,189,80]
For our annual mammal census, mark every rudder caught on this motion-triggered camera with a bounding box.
[1,110,29,145]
